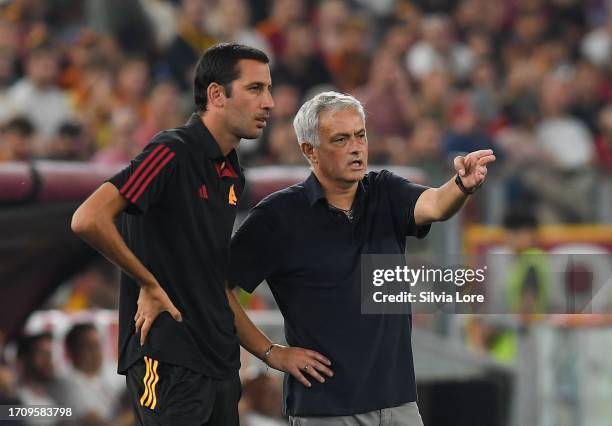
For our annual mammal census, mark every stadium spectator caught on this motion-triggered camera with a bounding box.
[503,207,550,316]
[133,81,184,150]
[93,108,138,165]
[15,332,67,409]
[69,54,116,150]
[392,118,444,180]
[211,0,273,65]
[0,115,35,162]
[570,60,606,133]
[112,57,150,122]
[355,49,415,162]
[323,15,370,92]
[266,118,304,165]
[527,72,595,222]
[5,44,73,149]
[256,0,306,59]
[271,20,333,97]
[315,0,351,60]
[62,323,124,423]
[406,14,474,81]
[581,17,612,68]
[269,83,300,122]
[469,60,500,124]
[248,82,301,164]
[413,69,452,126]
[45,121,89,161]
[353,18,418,147]
[443,94,496,158]
[164,0,217,90]
[90,0,157,60]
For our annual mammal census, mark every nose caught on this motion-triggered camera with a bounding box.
[349,135,365,154]
[262,90,275,110]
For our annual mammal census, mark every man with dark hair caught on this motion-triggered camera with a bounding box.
[72,43,320,425]
[47,121,87,161]
[0,116,35,162]
[64,323,98,362]
[7,44,73,141]
[15,332,60,408]
[502,207,550,314]
[193,43,270,112]
[62,323,124,422]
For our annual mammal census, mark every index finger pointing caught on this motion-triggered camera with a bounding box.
[477,154,496,165]
[473,149,494,159]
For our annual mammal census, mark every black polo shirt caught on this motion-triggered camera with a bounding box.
[108,113,244,379]
[229,171,431,416]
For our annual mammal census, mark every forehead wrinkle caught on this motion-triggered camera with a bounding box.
[321,112,364,137]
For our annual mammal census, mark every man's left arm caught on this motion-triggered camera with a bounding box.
[414,149,496,225]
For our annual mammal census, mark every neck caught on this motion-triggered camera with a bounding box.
[314,169,358,210]
[201,113,239,156]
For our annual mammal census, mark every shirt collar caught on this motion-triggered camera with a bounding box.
[303,172,326,206]
[303,172,367,207]
[184,112,243,178]
[184,112,227,160]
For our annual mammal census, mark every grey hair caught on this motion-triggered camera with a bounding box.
[293,91,365,148]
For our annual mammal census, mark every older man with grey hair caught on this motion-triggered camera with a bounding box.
[228,91,495,425]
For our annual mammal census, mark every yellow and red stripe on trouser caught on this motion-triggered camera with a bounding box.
[140,356,160,409]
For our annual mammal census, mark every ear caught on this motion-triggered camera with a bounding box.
[300,142,318,164]
[207,83,226,108]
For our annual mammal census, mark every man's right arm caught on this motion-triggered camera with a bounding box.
[225,285,333,387]
[71,182,182,345]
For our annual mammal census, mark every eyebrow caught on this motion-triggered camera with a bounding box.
[330,128,366,139]
[244,81,272,88]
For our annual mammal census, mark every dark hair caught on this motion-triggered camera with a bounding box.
[3,116,35,137]
[57,121,83,138]
[65,323,97,356]
[16,332,53,360]
[193,43,269,112]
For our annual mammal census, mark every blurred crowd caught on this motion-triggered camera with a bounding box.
[0,323,286,426]
[0,0,611,223]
